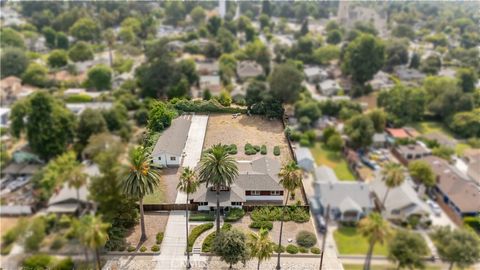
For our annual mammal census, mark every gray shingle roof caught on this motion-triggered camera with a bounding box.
[314,165,338,183]
[48,184,88,206]
[315,181,373,211]
[152,116,192,156]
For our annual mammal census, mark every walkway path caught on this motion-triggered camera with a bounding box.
[153,114,209,269]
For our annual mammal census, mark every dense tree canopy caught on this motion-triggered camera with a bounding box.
[345,115,375,149]
[377,85,427,126]
[77,109,107,146]
[268,63,303,103]
[69,18,100,42]
[0,48,29,78]
[87,64,112,90]
[68,41,94,62]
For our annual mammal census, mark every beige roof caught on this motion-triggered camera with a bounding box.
[236,61,263,78]
[152,116,192,156]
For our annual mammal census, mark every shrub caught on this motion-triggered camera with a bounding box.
[310,247,321,254]
[127,246,136,252]
[172,99,246,114]
[274,245,285,253]
[260,145,267,155]
[250,206,309,223]
[188,223,214,252]
[249,220,273,230]
[25,217,46,252]
[245,143,257,155]
[23,254,53,269]
[189,212,215,221]
[140,246,147,252]
[156,232,164,245]
[296,230,317,248]
[226,144,237,155]
[65,94,93,103]
[273,146,281,156]
[299,247,308,253]
[224,208,245,222]
[54,257,74,270]
[1,244,12,255]
[59,215,72,228]
[254,145,261,152]
[202,223,232,253]
[151,245,160,252]
[464,216,480,233]
[299,137,311,147]
[286,244,299,254]
[50,236,65,250]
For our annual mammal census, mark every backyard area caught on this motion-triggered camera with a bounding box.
[310,143,356,181]
[333,226,389,256]
[143,168,180,204]
[203,114,292,162]
[124,212,169,250]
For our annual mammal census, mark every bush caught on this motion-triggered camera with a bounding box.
[310,247,321,254]
[254,145,261,152]
[1,244,12,255]
[23,254,53,269]
[65,94,93,103]
[260,145,267,155]
[296,230,317,248]
[226,144,237,155]
[54,257,74,270]
[245,143,257,155]
[189,212,215,222]
[156,232,164,245]
[249,220,273,230]
[151,245,160,252]
[140,246,147,252]
[251,206,309,223]
[299,247,308,253]
[224,208,245,222]
[299,138,311,147]
[274,245,285,253]
[188,223,214,252]
[172,99,246,114]
[273,146,281,156]
[286,244,299,254]
[127,246,136,252]
[50,236,65,250]
[202,223,232,253]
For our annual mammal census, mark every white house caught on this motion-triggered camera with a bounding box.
[319,80,341,96]
[295,147,315,172]
[304,66,328,84]
[151,116,192,167]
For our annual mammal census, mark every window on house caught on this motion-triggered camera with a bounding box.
[250,190,260,196]
[199,202,208,206]
[231,202,242,206]
[170,156,176,161]
[270,191,282,196]
[158,157,161,160]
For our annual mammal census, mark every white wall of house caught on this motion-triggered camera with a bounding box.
[198,203,243,211]
[151,153,181,167]
[246,195,283,201]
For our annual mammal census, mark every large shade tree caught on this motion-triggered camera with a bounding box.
[388,229,429,270]
[213,228,249,269]
[359,212,392,270]
[198,144,239,234]
[122,146,161,241]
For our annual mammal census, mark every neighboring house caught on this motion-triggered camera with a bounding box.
[422,156,480,219]
[394,66,426,82]
[372,133,388,148]
[47,184,90,215]
[438,68,456,79]
[151,116,192,167]
[0,205,33,216]
[73,52,110,74]
[386,128,411,140]
[0,107,10,128]
[66,102,113,116]
[370,175,430,221]
[0,76,36,105]
[424,132,457,149]
[199,75,222,95]
[319,80,341,96]
[166,40,185,52]
[192,157,284,211]
[337,2,387,36]
[112,73,133,89]
[368,71,395,90]
[463,150,480,185]
[236,61,264,80]
[392,143,431,165]
[314,165,338,183]
[295,147,315,172]
[187,38,210,51]
[196,61,219,75]
[304,66,328,84]
[403,127,421,138]
[314,181,374,222]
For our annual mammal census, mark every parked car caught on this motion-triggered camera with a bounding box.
[427,200,442,217]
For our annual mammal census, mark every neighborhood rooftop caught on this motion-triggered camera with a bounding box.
[152,116,192,157]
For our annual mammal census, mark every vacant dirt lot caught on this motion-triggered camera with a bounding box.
[204,114,291,162]
[125,212,169,249]
[0,217,22,236]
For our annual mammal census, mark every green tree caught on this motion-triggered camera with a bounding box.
[275,162,302,269]
[147,101,176,132]
[81,215,110,270]
[10,92,75,160]
[385,39,409,71]
[326,30,342,44]
[367,109,387,133]
[1,47,28,78]
[423,76,472,119]
[47,49,68,68]
[430,227,480,270]
[377,85,426,125]
[409,53,420,69]
[68,41,94,62]
[457,68,477,93]
[21,63,49,87]
[247,228,275,270]
[449,109,480,138]
[56,32,69,49]
[342,34,385,84]
[215,90,232,107]
[269,63,303,103]
[207,16,222,36]
[420,55,441,75]
[408,160,436,194]
[122,147,161,241]
[345,115,375,149]
[313,45,340,65]
[380,162,404,206]
[190,6,206,26]
[87,64,112,90]
[178,59,199,86]
[214,229,249,269]
[198,144,239,234]
[67,165,88,202]
[167,77,189,99]
[392,24,415,40]
[299,18,309,36]
[326,134,344,152]
[0,28,25,48]
[69,18,100,42]
[176,167,199,269]
[43,27,57,48]
[388,230,429,270]
[359,212,392,270]
[77,109,107,145]
[164,1,186,26]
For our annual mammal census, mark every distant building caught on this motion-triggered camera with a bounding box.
[337,2,388,37]
[368,71,394,90]
[199,75,222,95]
[151,116,192,167]
[314,165,338,183]
[394,66,426,82]
[236,61,264,81]
[392,143,431,165]
[295,147,315,172]
[66,102,113,116]
[304,66,328,84]
[319,80,341,96]
[47,184,91,215]
[0,107,10,128]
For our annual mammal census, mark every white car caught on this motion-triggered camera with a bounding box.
[427,200,442,217]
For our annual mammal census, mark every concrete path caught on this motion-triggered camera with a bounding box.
[324,225,344,270]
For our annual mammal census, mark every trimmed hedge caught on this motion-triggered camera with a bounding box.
[65,94,93,103]
[202,223,232,253]
[151,245,160,252]
[273,146,281,156]
[172,99,246,114]
[127,246,135,252]
[224,208,245,222]
[299,247,308,253]
[274,245,285,253]
[245,143,257,155]
[249,220,273,230]
[311,247,321,254]
[250,206,310,223]
[296,230,317,248]
[286,244,299,254]
[226,144,237,155]
[156,232,164,245]
[189,212,215,222]
[188,222,214,252]
[23,255,73,270]
[260,145,267,155]
[140,246,147,252]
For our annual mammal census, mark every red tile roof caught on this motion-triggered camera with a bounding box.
[386,128,410,138]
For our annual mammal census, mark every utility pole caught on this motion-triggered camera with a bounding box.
[319,204,330,270]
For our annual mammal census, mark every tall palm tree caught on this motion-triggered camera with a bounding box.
[123,146,161,241]
[381,162,404,207]
[177,167,199,269]
[67,165,88,202]
[358,212,391,270]
[198,144,238,234]
[248,228,275,270]
[103,29,115,68]
[80,215,110,270]
[275,161,302,270]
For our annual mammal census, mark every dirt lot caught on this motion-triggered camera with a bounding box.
[124,212,169,249]
[204,114,292,163]
[0,217,22,236]
[144,168,180,204]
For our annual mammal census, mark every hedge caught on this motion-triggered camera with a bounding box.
[127,246,135,252]
[140,246,147,252]
[274,245,285,253]
[202,223,232,253]
[310,247,321,254]
[273,146,281,156]
[249,220,273,230]
[224,208,245,222]
[226,144,237,155]
[286,244,299,254]
[464,216,480,233]
[299,247,308,253]
[156,232,164,245]
[250,206,310,223]
[172,99,246,114]
[23,255,73,270]
[189,212,215,222]
[65,94,93,103]
[188,223,214,252]
[151,245,160,252]
[245,143,257,155]
[296,230,317,248]
[260,145,267,155]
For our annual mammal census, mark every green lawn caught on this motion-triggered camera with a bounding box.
[143,185,166,204]
[333,226,389,256]
[343,264,441,270]
[309,143,355,181]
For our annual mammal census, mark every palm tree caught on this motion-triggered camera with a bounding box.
[248,228,275,270]
[67,165,88,202]
[177,167,199,269]
[122,146,161,241]
[80,215,110,270]
[275,161,302,270]
[198,144,238,234]
[103,29,115,68]
[358,212,391,270]
[381,162,404,207]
